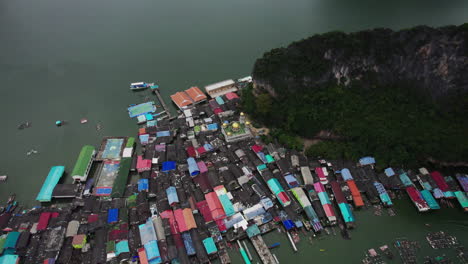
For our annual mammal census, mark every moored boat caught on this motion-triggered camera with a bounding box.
[130,82,152,90]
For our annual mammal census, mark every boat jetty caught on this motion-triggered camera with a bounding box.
[0,76,467,263]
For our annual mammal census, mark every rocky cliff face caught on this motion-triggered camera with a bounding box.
[253,24,468,105]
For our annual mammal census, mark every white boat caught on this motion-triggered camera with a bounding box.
[130,82,149,90]
[0,175,7,182]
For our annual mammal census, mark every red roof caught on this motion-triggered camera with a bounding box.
[214,108,223,115]
[215,219,227,232]
[205,192,226,220]
[37,212,51,231]
[347,180,364,207]
[196,147,206,156]
[51,212,59,218]
[171,92,193,109]
[430,171,450,192]
[185,87,207,102]
[225,92,239,100]
[174,209,188,233]
[315,167,326,180]
[193,173,212,193]
[277,191,291,206]
[88,214,99,223]
[251,144,263,153]
[330,181,346,204]
[322,203,336,217]
[160,210,179,234]
[138,128,146,135]
[173,233,184,249]
[186,146,197,158]
[196,200,213,223]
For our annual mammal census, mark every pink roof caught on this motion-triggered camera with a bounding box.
[174,209,188,233]
[197,161,208,174]
[205,192,226,220]
[225,92,239,100]
[322,203,336,217]
[313,182,326,193]
[315,167,326,179]
[160,210,179,234]
[251,144,263,153]
[406,186,425,203]
[37,212,51,230]
[186,146,196,158]
[137,156,151,171]
[185,87,207,102]
[214,108,223,115]
[196,200,213,223]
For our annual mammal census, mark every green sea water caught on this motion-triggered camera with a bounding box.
[1,0,467,262]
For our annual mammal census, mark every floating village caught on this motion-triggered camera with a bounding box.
[0,77,468,264]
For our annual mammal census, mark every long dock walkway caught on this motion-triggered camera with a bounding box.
[250,235,276,264]
[153,89,174,119]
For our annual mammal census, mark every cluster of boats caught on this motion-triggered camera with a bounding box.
[130,82,157,91]
[0,194,17,215]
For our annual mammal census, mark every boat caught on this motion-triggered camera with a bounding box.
[130,82,154,90]
[379,245,394,259]
[80,118,88,124]
[7,194,16,204]
[268,242,280,249]
[17,121,31,130]
[0,175,7,182]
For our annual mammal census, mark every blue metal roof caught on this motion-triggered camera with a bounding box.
[359,157,375,166]
[107,208,119,224]
[341,168,353,181]
[138,179,149,192]
[384,168,395,177]
[162,161,176,172]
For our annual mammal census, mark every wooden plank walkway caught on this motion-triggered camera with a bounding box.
[153,89,173,119]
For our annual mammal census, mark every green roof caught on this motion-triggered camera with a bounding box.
[0,254,19,264]
[0,236,6,255]
[111,158,132,198]
[266,154,275,163]
[246,224,261,238]
[194,125,201,133]
[71,145,95,179]
[125,137,135,148]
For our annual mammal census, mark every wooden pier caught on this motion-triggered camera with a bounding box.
[153,88,174,119]
[250,235,276,264]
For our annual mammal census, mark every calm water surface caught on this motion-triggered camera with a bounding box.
[1,0,467,262]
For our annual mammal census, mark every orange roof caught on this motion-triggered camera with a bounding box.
[183,208,197,230]
[171,92,193,109]
[185,87,207,102]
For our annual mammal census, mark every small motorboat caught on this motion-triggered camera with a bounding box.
[268,242,280,249]
[130,82,150,90]
[80,118,88,124]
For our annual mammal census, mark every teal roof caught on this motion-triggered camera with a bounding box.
[116,240,130,256]
[0,255,19,264]
[202,237,217,254]
[338,203,355,223]
[36,166,65,202]
[257,164,267,171]
[71,145,95,179]
[399,173,412,187]
[379,193,393,206]
[4,232,19,249]
[267,178,284,195]
[215,96,225,105]
[455,191,468,208]
[265,155,275,163]
[218,194,235,216]
[420,190,440,209]
[246,224,261,238]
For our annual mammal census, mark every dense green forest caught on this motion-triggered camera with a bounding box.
[242,83,468,168]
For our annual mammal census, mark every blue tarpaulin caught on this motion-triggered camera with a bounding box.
[138,179,149,192]
[282,219,295,230]
[162,161,176,172]
[144,240,161,262]
[96,188,112,195]
[206,123,218,131]
[108,208,119,224]
[156,131,170,137]
[187,158,199,176]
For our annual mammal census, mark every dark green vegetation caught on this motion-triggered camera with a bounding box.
[245,24,468,167]
[243,79,468,168]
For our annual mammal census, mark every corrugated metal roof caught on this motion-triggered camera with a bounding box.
[205,79,235,92]
[185,87,207,102]
[202,237,217,254]
[170,92,193,109]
